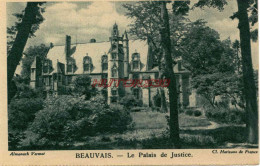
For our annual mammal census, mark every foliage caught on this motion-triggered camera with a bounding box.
[153,90,161,108]
[123,1,190,66]
[185,109,193,116]
[180,21,244,107]
[72,75,97,100]
[21,44,49,82]
[21,95,132,148]
[205,107,246,124]
[8,98,44,131]
[183,108,202,117]
[93,104,133,133]
[119,94,143,109]
[7,3,46,54]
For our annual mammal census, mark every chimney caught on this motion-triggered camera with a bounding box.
[50,42,54,48]
[65,35,71,57]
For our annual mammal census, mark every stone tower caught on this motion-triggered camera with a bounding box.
[107,23,125,104]
[122,30,129,78]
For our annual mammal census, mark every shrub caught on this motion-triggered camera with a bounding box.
[130,107,147,112]
[185,109,193,116]
[72,75,97,100]
[205,107,246,124]
[93,104,133,133]
[22,95,103,147]
[194,110,202,117]
[21,95,133,148]
[119,94,142,109]
[153,91,161,108]
[8,98,44,131]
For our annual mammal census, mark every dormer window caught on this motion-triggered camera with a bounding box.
[83,55,93,73]
[132,53,140,70]
[112,53,117,60]
[111,65,117,77]
[133,61,139,69]
[102,55,108,71]
[43,59,51,74]
[67,59,75,73]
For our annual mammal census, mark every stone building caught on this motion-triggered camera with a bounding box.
[30,23,192,107]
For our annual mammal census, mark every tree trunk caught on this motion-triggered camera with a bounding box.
[237,0,258,144]
[160,87,168,112]
[160,2,180,148]
[7,2,39,103]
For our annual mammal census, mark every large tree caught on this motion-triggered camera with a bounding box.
[159,1,180,148]
[194,0,258,144]
[179,21,242,108]
[7,2,45,103]
[123,1,190,112]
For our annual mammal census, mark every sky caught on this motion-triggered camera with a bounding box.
[7,1,259,69]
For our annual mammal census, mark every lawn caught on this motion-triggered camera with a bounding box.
[131,111,211,130]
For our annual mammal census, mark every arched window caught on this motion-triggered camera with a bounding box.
[111,65,117,77]
[83,55,92,73]
[102,55,108,71]
[132,53,140,70]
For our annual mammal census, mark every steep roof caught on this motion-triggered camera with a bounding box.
[46,40,149,74]
[45,39,189,75]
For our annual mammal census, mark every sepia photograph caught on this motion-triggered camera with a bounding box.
[4,0,259,161]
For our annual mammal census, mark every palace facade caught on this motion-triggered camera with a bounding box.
[30,23,193,107]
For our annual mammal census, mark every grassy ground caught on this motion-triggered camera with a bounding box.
[19,111,253,150]
[132,112,211,130]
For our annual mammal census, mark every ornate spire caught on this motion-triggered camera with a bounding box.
[111,23,119,36]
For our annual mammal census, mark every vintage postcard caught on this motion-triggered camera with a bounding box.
[0,0,259,165]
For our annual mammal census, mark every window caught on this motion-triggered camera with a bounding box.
[67,59,75,73]
[58,75,62,82]
[133,73,139,80]
[112,53,117,60]
[133,89,139,99]
[102,55,108,71]
[111,90,117,96]
[67,76,73,85]
[49,76,52,85]
[31,68,36,80]
[84,63,90,71]
[83,56,92,72]
[112,68,117,77]
[43,61,49,73]
[132,53,140,70]
[133,61,139,69]
[44,77,49,86]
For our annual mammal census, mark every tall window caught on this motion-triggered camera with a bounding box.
[67,75,73,85]
[67,59,75,73]
[111,66,117,77]
[132,53,140,70]
[133,88,139,99]
[133,61,139,69]
[31,68,36,80]
[102,55,108,71]
[112,53,117,60]
[43,60,49,74]
[83,56,92,73]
